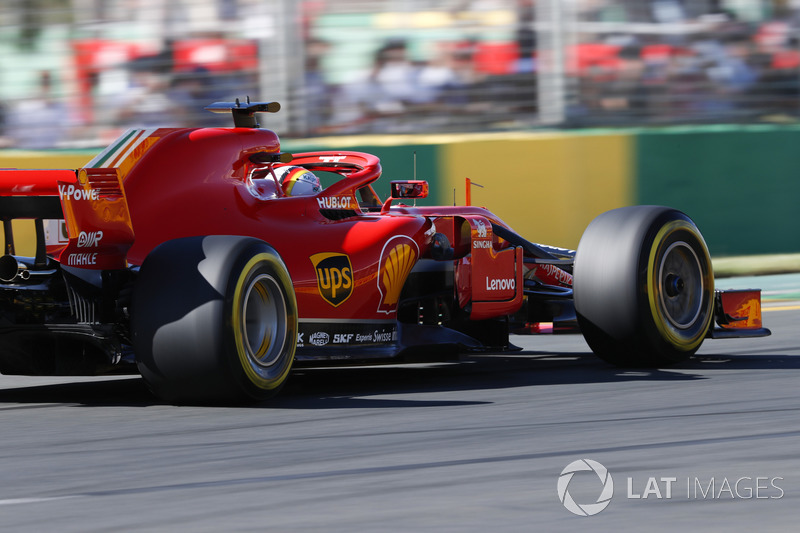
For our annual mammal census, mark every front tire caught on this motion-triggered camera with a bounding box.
[132,236,297,404]
[573,206,714,366]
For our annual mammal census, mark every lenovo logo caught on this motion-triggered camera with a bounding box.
[485,277,515,291]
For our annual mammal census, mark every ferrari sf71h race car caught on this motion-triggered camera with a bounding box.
[0,101,770,403]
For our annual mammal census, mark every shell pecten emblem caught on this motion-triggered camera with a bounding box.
[377,236,419,314]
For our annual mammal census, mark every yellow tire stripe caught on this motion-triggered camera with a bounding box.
[646,220,714,351]
[232,253,296,390]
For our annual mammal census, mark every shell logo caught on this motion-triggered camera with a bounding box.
[377,236,419,314]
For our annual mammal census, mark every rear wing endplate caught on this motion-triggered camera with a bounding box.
[57,168,134,270]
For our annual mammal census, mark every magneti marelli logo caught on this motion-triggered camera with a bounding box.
[557,459,614,516]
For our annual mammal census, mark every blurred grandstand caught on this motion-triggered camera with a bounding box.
[1,0,799,148]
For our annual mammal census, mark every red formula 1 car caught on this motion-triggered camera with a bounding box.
[0,101,770,403]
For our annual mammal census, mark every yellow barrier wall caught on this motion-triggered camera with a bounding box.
[0,151,95,256]
[0,152,93,169]
[441,132,633,250]
[1,136,633,255]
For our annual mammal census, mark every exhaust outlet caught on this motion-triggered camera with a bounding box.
[0,255,30,282]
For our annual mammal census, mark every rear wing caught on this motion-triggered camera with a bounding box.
[0,168,134,271]
[0,169,70,265]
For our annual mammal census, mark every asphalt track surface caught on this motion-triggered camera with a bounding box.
[1,274,799,532]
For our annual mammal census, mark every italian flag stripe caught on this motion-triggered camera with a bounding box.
[86,129,140,168]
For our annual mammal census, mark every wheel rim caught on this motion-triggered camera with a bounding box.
[657,241,704,330]
[241,274,287,368]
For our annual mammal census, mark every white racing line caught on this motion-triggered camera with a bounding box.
[0,496,80,506]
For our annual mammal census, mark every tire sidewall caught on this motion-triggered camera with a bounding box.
[224,246,297,398]
[574,206,714,366]
[133,236,297,403]
[641,216,714,357]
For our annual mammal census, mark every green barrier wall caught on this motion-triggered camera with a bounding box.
[635,126,800,256]
[3,125,798,258]
[287,132,633,250]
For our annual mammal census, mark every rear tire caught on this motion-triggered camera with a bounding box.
[573,206,714,366]
[132,236,297,404]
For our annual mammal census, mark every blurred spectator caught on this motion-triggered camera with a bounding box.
[168,66,226,127]
[370,40,427,110]
[337,39,431,132]
[597,45,653,121]
[649,0,686,24]
[5,71,70,149]
[703,29,760,115]
[513,0,536,74]
[751,34,800,121]
[300,38,334,134]
[0,101,10,147]
[5,1,800,141]
[419,41,485,107]
[113,56,174,128]
[417,43,461,96]
[721,30,760,93]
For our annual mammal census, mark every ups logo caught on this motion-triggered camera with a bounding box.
[310,253,353,307]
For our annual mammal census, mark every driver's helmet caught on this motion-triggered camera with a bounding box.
[272,166,322,196]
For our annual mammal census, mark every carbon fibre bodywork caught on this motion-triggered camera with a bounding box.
[0,101,769,389]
